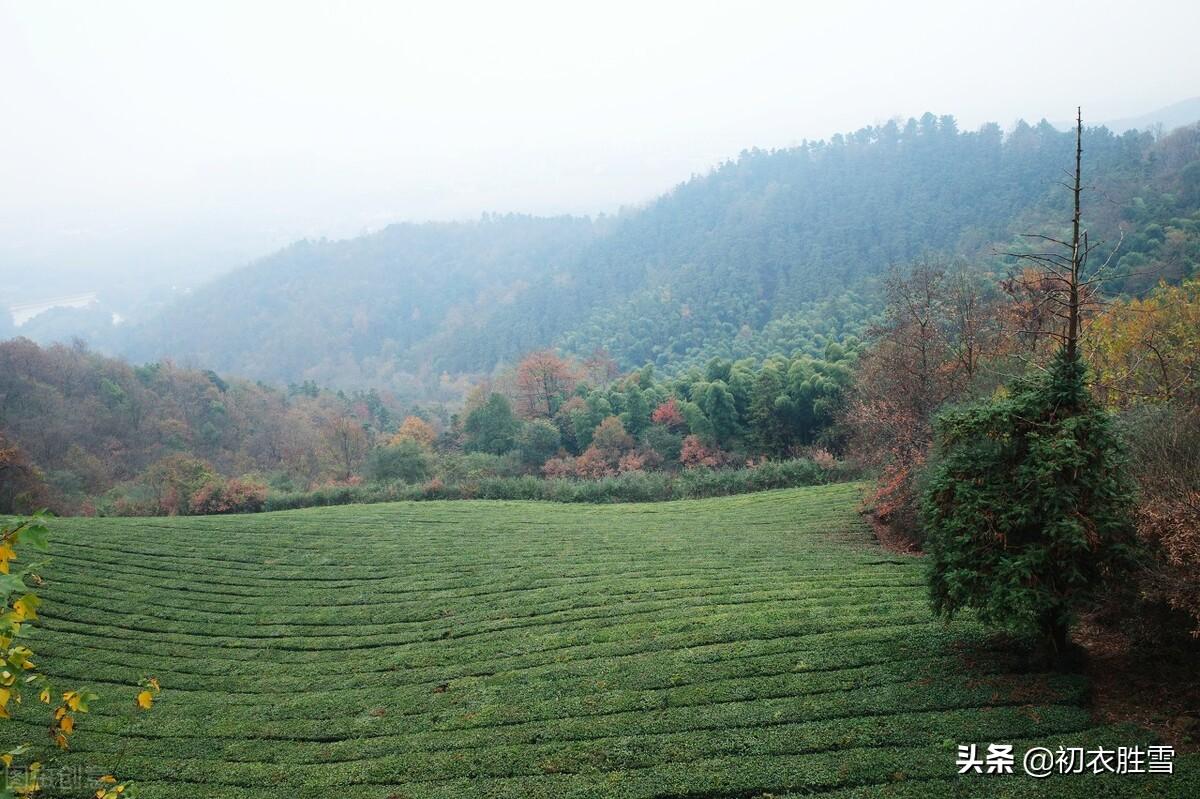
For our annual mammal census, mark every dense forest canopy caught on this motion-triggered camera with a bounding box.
[96,115,1198,394]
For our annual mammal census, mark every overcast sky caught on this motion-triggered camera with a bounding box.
[2,0,1199,299]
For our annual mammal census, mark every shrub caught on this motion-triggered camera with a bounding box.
[99,483,159,517]
[541,456,577,479]
[574,446,616,479]
[680,435,724,468]
[189,476,268,515]
[262,457,838,510]
[443,451,523,481]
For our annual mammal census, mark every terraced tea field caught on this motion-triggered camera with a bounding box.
[10,484,1195,797]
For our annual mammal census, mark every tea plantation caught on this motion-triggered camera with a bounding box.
[9,484,1195,797]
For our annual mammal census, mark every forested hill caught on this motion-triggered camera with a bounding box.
[119,114,1200,393]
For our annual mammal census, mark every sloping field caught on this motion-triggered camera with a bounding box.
[11,484,1195,797]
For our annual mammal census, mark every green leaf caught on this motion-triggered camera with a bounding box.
[0,573,27,599]
[15,523,49,551]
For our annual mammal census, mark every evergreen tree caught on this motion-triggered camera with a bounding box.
[922,350,1138,661]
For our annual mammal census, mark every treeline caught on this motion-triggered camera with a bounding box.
[266,346,861,510]
[450,345,855,472]
[0,338,408,515]
[0,337,857,516]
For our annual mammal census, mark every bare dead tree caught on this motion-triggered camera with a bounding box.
[1002,107,1124,360]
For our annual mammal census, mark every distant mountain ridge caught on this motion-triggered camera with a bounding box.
[114,112,1200,397]
[1102,96,1200,134]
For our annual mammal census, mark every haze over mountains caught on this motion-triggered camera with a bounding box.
[1101,96,1200,134]
[89,109,1193,397]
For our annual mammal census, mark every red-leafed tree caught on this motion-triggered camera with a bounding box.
[515,351,577,419]
[651,398,686,430]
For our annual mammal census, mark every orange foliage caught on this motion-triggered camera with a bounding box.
[390,416,437,449]
[651,398,686,429]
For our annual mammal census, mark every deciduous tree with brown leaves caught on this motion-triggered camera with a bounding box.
[515,351,577,419]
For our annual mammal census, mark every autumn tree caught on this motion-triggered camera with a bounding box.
[1085,278,1200,408]
[581,348,620,387]
[650,398,686,430]
[591,416,634,455]
[680,435,723,468]
[515,351,577,419]
[141,454,218,516]
[845,260,975,539]
[389,415,438,450]
[322,416,369,481]
[0,433,48,514]
[1086,280,1200,639]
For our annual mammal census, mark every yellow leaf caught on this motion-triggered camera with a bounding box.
[0,687,9,707]
[39,687,50,703]
[99,775,117,784]
[60,714,75,733]
[1,753,11,767]
[54,732,69,750]
[0,542,15,572]
[136,690,154,709]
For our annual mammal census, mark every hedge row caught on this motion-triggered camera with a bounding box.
[263,458,852,511]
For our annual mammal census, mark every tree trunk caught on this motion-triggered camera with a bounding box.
[1067,107,1083,361]
[1042,609,1074,670]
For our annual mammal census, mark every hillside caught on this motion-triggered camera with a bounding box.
[113,115,1200,391]
[1104,96,1200,134]
[12,485,1195,798]
[120,215,598,393]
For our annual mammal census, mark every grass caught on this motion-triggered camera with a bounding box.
[10,483,1196,797]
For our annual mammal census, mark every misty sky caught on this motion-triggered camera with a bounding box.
[3,0,1199,300]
